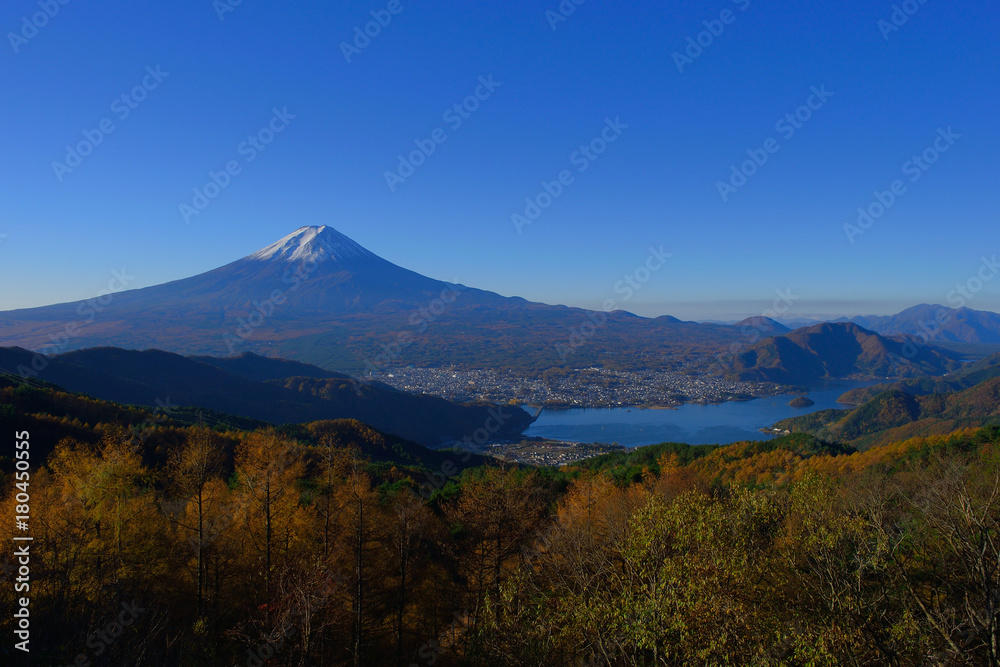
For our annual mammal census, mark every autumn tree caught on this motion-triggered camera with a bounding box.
[234,429,308,610]
[386,487,436,665]
[893,453,1000,665]
[444,466,546,631]
[166,425,227,617]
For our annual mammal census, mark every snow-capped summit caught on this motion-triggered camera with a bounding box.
[246,225,374,263]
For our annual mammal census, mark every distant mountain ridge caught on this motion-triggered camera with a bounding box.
[0,226,501,346]
[768,305,1000,344]
[835,351,1000,406]
[849,304,1000,344]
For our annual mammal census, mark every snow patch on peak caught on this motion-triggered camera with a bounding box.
[247,226,374,263]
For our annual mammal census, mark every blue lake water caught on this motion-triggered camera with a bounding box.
[523,381,877,447]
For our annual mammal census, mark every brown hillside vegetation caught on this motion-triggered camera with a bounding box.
[774,376,1000,450]
[4,376,1000,665]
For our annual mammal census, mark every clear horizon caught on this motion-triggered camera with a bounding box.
[1,1,997,319]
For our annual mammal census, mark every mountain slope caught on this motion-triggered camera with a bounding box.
[728,322,962,385]
[0,346,533,447]
[4,227,987,380]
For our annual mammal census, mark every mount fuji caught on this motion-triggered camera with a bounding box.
[0,226,490,352]
[0,226,744,374]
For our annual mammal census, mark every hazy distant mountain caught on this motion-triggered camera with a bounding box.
[945,351,1000,387]
[703,317,803,329]
[0,346,533,447]
[850,304,1000,344]
[734,317,791,336]
[728,322,962,385]
[771,305,1000,344]
[775,317,828,329]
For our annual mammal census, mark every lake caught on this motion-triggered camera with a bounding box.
[523,381,877,447]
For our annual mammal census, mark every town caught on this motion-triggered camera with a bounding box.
[368,366,787,408]
[482,439,626,466]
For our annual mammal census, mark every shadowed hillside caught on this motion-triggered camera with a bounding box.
[0,346,533,447]
[729,322,962,385]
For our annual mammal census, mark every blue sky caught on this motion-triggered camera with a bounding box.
[1,0,997,320]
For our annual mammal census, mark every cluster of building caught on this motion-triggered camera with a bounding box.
[370,366,784,408]
[482,440,625,466]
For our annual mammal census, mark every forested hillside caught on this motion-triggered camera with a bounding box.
[5,375,1000,665]
[774,376,1000,449]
